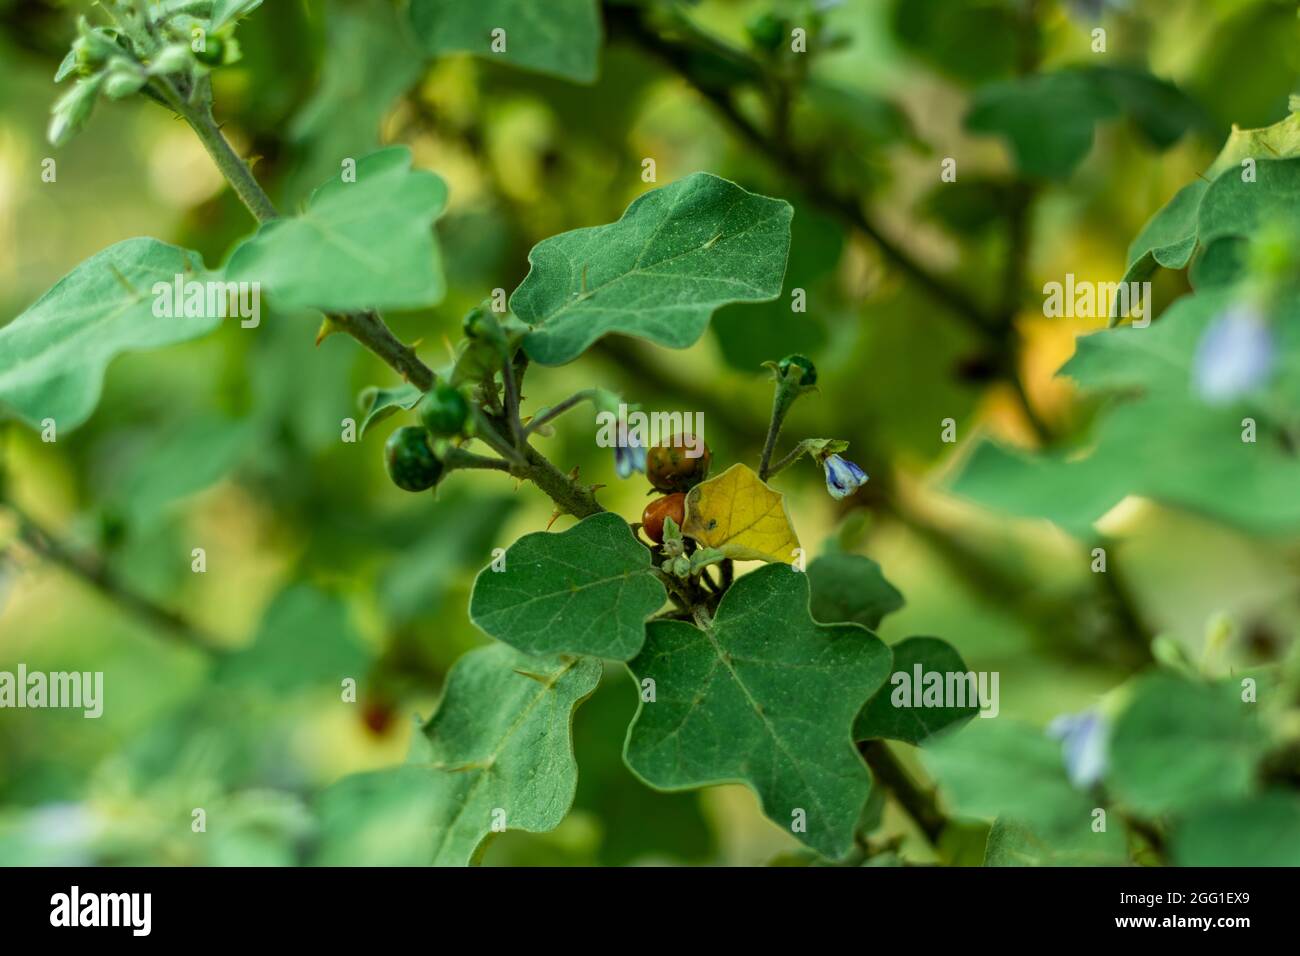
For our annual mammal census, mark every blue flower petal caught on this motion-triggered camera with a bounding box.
[822,454,868,500]
[1193,305,1276,404]
[1047,709,1109,789]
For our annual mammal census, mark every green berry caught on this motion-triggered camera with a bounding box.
[193,35,225,67]
[747,12,786,52]
[417,383,470,437]
[778,353,817,387]
[384,426,443,492]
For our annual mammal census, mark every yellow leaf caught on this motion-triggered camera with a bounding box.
[682,463,799,563]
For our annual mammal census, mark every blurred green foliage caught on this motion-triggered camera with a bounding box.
[1,0,1298,866]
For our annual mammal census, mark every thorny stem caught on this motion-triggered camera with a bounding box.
[469,407,526,467]
[500,356,525,447]
[167,86,435,392]
[512,443,605,519]
[170,89,619,518]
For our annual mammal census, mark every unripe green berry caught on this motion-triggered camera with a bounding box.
[193,35,225,66]
[747,12,786,52]
[417,383,470,437]
[384,426,443,492]
[778,353,817,387]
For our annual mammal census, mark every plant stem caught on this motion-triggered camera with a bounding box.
[765,444,808,479]
[442,447,512,473]
[526,389,597,436]
[182,100,279,225]
[8,505,225,656]
[176,90,611,520]
[168,92,436,392]
[501,356,525,447]
[512,444,604,519]
[469,407,527,467]
[859,739,949,847]
[758,370,806,482]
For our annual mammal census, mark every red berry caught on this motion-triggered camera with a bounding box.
[642,493,686,544]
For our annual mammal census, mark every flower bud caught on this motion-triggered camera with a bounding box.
[150,44,193,76]
[820,453,868,500]
[48,75,103,147]
[103,63,146,100]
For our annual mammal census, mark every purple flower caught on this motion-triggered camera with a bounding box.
[822,453,868,500]
[614,425,646,479]
[1047,709,1109,789]
[1193,305,1276,404]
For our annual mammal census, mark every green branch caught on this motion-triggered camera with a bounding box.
[6,503,225,656]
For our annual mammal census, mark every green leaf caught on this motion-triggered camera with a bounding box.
[216,584,370,692]
[891,0,1024,86]
[512,173,793,365]
[966,71,1120,180]
[226,147,447,314]
[966,67,1201,181]
[1088,65,1209,150]
[314,644,601,866]
[468,512,667,660]
[1115,180,1206,314]
[1172,793,1300,866]
[854,636,979,744]
[572,673,715,865]
[357,382,423,439]
[1198,157,1300,252]
[378,491,519,625]
[1114,114,1300,308]
[0,239,224,431]
[410,0,600,84]
[210,0,263,31]
[922,719,1091,836]
[1206,110,1300,178]
[283,0,425,203]
[984,818,1128,867]
[100,414,254,531]
[1108,674,1264,817]
[806,552,904,631]
[954,288,1300,536]
[624,563,891,859]
[711,201,839,371]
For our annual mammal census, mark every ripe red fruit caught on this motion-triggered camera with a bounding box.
[642,493,686,544]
